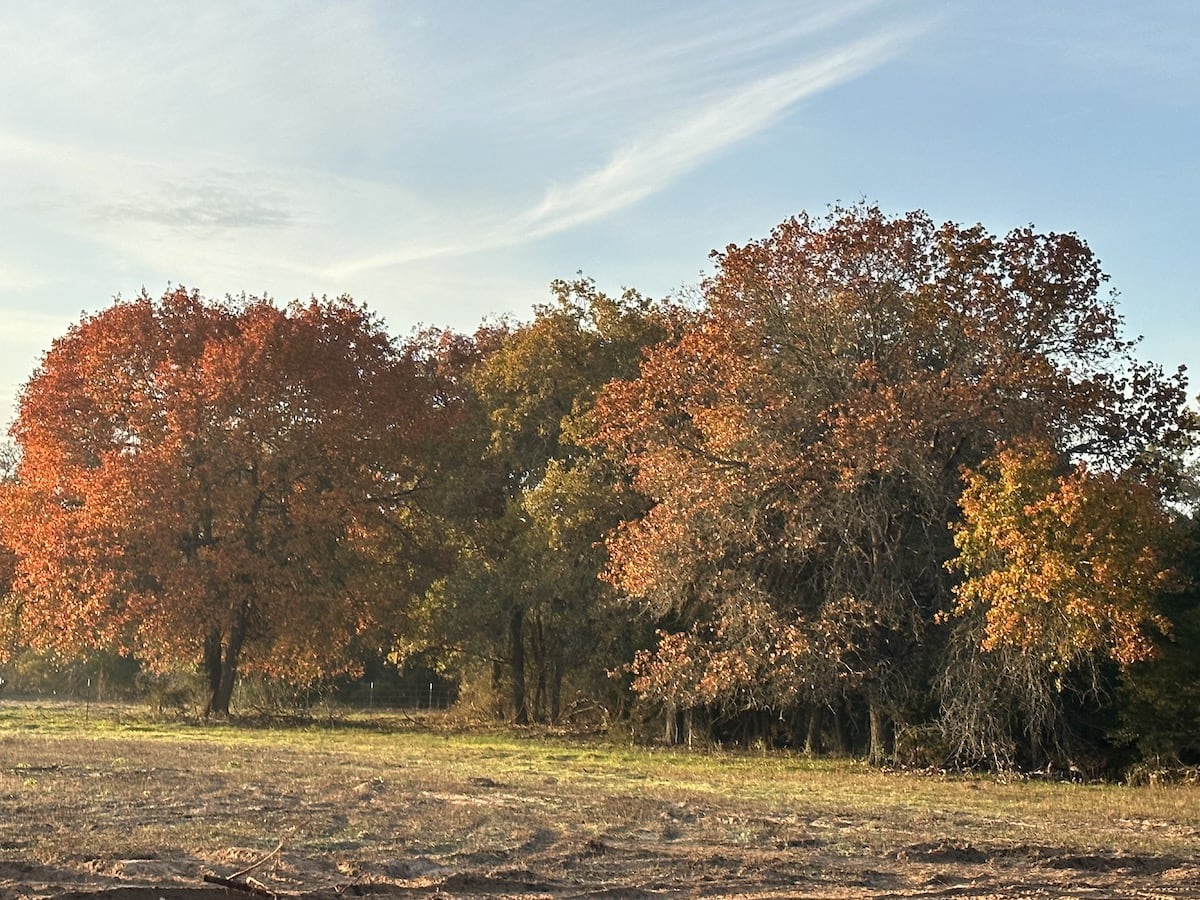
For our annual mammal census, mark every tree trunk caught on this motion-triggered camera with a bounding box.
[831,701,848,755]
[533,665,547,723]
[804,704,823,756]
[529,615,545,722]
[549,655,563,724]
[491,658,505,719]
[203,629,223,713]
[211,639,242,716]
[664,701,679,744]
[204,605,248,718]
[867,691,891,766]
[509,606,528,725]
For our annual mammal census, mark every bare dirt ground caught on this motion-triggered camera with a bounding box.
[1,703,1197,899]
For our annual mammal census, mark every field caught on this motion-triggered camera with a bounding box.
[0,701,1197,899]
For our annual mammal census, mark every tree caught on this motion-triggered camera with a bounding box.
[0,442,18,670]
[405,279,675,723]
[0,288,442,715]
[941,437,1176,767]
[1112,509,1200,766]
[593,205,1194,760]
[950,438,1172,669]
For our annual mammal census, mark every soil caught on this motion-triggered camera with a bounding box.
[5,800,1198,899]
[1,712,1197,899]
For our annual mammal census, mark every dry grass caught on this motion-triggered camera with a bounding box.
[0,699,1198,898]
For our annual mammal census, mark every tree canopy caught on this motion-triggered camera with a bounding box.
[0,208,1195,770]
[0,288,447,714]
[951,437,1174,671]
[398,279,677,723]
[590,205,1194,761]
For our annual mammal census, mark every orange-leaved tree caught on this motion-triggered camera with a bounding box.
[592,205,1194,760]
[0,287,443,715]
[939,437,1179,766]
[950,437,1173,670]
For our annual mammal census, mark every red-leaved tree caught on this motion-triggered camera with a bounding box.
[0,288,445,714]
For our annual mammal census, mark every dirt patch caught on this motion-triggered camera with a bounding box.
[895,839,1193,873]
[5,835,1199,899]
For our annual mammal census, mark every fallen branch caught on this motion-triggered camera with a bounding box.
[202,840,284,897]
[202,872,277,897]
[228,840,284,880]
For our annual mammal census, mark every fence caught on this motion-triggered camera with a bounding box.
[339,679,458,711]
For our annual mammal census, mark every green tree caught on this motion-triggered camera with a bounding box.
[406,279,674,723]
[1115,512,1200,765]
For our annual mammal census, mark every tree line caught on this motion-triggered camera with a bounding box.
[1,206,1197,772]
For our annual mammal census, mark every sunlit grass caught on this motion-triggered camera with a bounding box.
[1,698,1197,882]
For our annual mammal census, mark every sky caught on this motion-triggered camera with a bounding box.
[2,1,1198,430]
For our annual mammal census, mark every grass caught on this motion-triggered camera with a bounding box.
[1,699,1198,897]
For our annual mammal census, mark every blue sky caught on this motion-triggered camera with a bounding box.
[2,1,1197,429]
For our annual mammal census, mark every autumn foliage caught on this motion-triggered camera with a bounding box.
[592,205,1194,761]
[951,438,1173,670]
[0,288,444,715]
[0,208,1196,769]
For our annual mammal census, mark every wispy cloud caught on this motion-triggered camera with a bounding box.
[91,174,295,233]
[518,31,910,240]
[0,2,927,319]
[331,18,921,278]
[492,1,884,125]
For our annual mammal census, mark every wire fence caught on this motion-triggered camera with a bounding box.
[338,680,458,711]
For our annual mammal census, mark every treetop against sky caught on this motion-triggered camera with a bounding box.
[2,2,1197,429]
